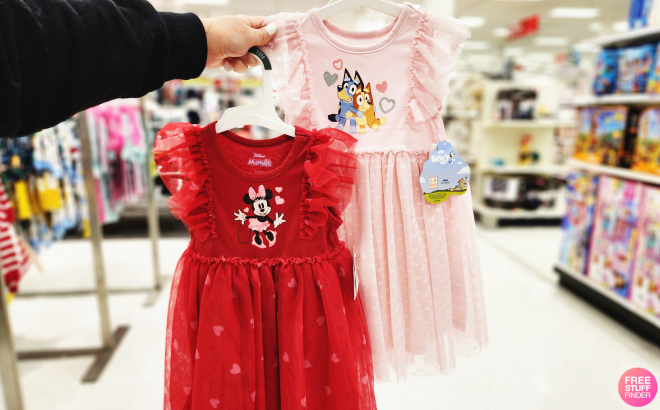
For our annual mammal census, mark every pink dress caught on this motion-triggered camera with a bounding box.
[265,3,488,381]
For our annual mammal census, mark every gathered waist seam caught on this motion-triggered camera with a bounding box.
[188,245,348,267]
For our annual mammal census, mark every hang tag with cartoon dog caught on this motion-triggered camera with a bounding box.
[420,141,470,204]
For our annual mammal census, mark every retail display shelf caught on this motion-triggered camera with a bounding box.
[570,94,660,106]
[443,110,481,119]
[483,120,561,129]
[554,264,660,339]
[473,203,565,219]
[480,165,568,176]
[582,25,660,48]
[567,159,660,185]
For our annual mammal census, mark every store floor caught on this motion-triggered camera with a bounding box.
[2,228,659,410]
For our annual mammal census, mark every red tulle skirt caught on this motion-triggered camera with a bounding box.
[164,246,377,410]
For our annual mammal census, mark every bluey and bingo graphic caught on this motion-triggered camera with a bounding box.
[419,141,471,204]
[325,66,392,134]
[234,185,286,248]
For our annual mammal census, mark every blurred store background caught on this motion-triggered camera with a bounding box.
[1,0,660,410]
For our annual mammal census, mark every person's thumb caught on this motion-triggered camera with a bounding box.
[252,22,277,46]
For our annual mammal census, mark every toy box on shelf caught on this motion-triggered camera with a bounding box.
[590,106,640,167]
[632,107,660,174]
[574,108,597,161]
[559,172,599,275]
[617,44,656,94]
[588,176,643,298]
[631,184,660,318]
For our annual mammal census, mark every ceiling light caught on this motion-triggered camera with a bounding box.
[534,37,569,46]
[574,43,599,53]
[493,27,510,37]
[612,21,629,32]
[459,16,486,28]
[550,8,600,19]
[464,41,490,50]
[589,22,603,32]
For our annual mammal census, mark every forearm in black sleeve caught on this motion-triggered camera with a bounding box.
[0,0,207,137]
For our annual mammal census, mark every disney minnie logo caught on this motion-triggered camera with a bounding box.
[234,185,286,249]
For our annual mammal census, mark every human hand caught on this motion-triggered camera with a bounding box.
[201,15,277,73]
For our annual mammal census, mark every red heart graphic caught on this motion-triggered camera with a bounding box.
[376,81,387,93]
[333,59,343,70]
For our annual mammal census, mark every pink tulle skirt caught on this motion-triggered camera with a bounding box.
[340,150,488,381]
[164,246,377,410]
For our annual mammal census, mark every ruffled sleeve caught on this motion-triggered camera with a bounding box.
[262,13,316,129]
[406,10,471,125]
[299,128,357,240]
[154,123,217,241]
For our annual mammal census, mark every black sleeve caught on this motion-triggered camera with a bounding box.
[0,0,208,137]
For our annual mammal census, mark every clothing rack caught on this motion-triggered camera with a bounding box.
[0,107,162,410]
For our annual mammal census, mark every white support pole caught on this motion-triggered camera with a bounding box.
[77,112,114,349]
[146,147,161,291]
[0,283,24,410]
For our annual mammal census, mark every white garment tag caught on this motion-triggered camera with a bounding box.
[353,248,359,300]
[419,141,471,204]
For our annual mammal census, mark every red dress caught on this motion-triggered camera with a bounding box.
[155,123,377,410]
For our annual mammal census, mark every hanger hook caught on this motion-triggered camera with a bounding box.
[248,47,272,71]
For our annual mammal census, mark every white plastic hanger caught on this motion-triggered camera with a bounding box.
[317,0,405,19]
[215,47,295,137]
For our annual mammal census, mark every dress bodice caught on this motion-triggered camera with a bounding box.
[154,123,357,261]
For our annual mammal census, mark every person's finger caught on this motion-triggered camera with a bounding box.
[245,16,266,29]
[250,22,277,46]
[229,58,249,73]
[238,53,259,68]
[224,61,233,72]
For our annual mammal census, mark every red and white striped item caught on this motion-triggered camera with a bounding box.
[0,182,31,294]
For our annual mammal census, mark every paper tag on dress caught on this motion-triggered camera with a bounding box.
[353,248,359,300]
[420,141,470,204]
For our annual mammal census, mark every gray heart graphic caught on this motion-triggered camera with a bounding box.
[323,71,338,86]
[379,97,396,113]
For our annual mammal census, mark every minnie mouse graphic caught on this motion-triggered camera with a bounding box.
[234,185,286,248]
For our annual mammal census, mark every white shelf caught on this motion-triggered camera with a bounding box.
[571,94,660,107]
[567,159,660,185]
[443,110,480,120]
[582,25,660,47]
[480,165,567,176]
[473,203,565,219]
[483,120,563,129]
[555,263,660,330]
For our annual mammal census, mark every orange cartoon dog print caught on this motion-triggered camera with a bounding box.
[346,83,387,134]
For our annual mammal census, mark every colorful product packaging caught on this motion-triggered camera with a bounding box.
[593,49,618,96]
[632,107,660,174]
[645,43,660,93]
[588,176,643,298]
[630,184,660,318]
[617,44,656,94]
[559,172,599,274]
[629,0,653,29]
[591,106,630,166]
[573,108,597,161]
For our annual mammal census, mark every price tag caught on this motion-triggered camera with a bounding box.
[420,141,471,204]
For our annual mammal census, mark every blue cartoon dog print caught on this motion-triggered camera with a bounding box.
[327,69,364,134]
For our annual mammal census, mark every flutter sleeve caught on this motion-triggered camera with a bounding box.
[300,128,357,240]
[262,13,316,128]
[154,123,217,241]
[406,10,471,125]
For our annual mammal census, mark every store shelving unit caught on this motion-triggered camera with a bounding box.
[571,94,660,106]
[582,25,660,47]
[554,264,660,345]
[567,159,660,185]
[555,27,660,346]
[0,105,164,410]
[471,80,570,228]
